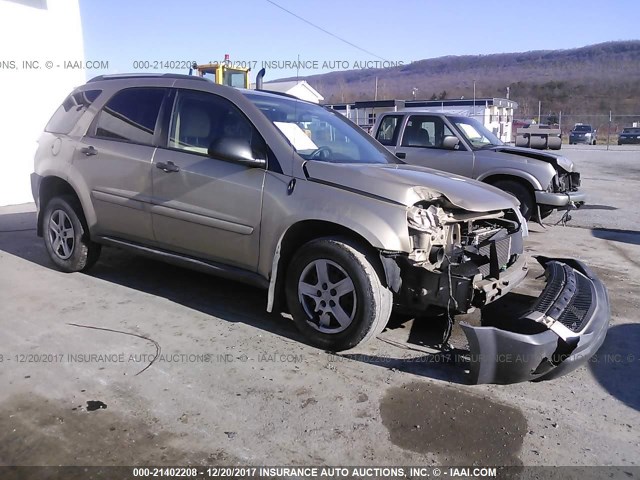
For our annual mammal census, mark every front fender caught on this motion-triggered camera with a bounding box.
[476,167,546,191]
[259,173,411,311]
[259,173,411,268]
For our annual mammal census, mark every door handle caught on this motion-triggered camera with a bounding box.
[156,161,180,173]
[80,146,98,156]
[395,152,406,159]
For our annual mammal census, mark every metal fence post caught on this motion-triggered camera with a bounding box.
[559,111,562,140]
[607,110,611,150]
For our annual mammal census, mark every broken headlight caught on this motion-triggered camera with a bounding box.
[407,204,440,233]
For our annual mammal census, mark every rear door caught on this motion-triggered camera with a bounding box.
[74,87,167,243]
[150,88,266,271]
[394,114,474,177]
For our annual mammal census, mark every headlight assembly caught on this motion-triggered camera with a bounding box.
[407,204,440,233]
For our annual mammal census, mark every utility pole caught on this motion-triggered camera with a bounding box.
[559,111,562,138]
[607,110,612,150]
[473,80,476,118]
[538,101,541,124]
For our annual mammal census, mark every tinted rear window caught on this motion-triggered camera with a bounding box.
[93,88,166,145]
[45,90,101,134]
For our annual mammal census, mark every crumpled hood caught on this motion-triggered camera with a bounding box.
[304,162,519,212]
[489,145,575,172]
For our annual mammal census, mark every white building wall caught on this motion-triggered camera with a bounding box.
[287,84,320,103]
[0,0,85,206]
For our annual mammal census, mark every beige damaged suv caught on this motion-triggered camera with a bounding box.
[31,74,609,383]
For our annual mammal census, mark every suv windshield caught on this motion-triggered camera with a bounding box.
[449,116,503,150]
[573,125,592,132]
[243,92,398,164]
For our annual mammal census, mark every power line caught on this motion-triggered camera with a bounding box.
[265,0,388,62]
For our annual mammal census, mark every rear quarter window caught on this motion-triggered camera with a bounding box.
[92,87,166,146]
[45,90,102,134]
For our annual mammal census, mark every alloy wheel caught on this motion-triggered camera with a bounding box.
[298,259,357,334]
[48,209,75,260]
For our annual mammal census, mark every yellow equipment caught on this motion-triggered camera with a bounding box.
[190,54,250,88]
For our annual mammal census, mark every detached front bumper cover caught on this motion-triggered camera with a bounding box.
[461,256,610,384]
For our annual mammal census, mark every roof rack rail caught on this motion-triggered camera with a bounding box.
[248,89,315,104]
[87,73,209,83]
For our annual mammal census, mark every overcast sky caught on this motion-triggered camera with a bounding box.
[80,0,640,80]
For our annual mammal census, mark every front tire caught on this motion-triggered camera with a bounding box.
[285,237,392,351]
[43,196,101,273]
[490,179,535,220]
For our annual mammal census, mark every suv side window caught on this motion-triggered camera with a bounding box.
[168,89,264,159]
[45,90,101,134]
[375,115,402,146]
[92,88,166,146]
[401,115,454,148]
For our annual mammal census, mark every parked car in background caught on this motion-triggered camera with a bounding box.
[31,74,609,384]
[569,124,597,145]
[372,111,585,221]
[618,127,640,145]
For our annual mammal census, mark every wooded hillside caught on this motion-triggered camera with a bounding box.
[295,41,640,118]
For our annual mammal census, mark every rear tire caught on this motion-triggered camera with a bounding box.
[490,179,535,221]
[285,237,392,351]
[43,195,101,273]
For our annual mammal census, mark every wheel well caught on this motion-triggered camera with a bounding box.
[484,174,535,198]
[271,220,386,313]
[37,177,81,237]
[484,174,538,220]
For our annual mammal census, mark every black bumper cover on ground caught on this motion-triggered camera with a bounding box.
[461,256,610,384]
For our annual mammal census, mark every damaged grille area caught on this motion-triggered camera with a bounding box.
[407,203,523,279]
[529,261,594,333]
[555,171,581,192]
[399,204,526,314]
[408,205,523,279]
[477,235,513,277]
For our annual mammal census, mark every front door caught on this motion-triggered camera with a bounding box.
[150,89,266,271]
[395,114,474,177]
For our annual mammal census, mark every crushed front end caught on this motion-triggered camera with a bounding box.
[381,202,529,315]
[381,201,610,384]
[536,169,586,216]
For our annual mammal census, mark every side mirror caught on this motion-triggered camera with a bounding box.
[442,135,460,150]
[208,138,266,168]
